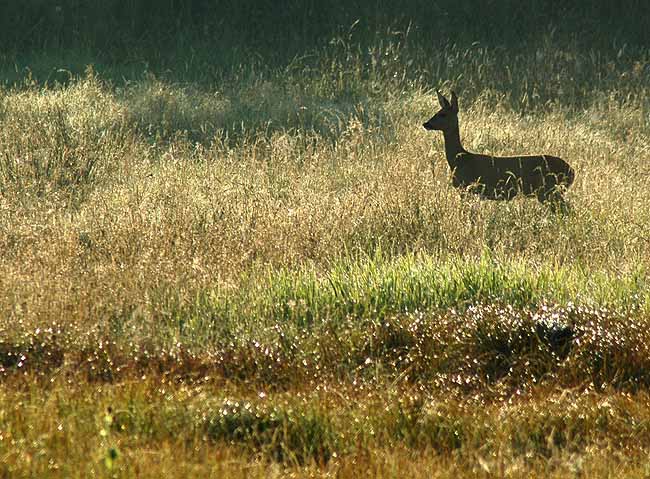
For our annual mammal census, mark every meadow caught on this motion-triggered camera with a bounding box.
[2,1,650,477]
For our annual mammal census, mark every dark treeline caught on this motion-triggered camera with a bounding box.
[2,1,649,64]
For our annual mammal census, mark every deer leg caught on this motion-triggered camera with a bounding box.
[554,196,571,215]
[458,186,473,202]
[539,188,570,214]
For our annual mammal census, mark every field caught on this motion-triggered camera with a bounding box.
[2,2,650,477]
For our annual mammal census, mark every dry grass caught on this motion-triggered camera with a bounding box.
[1,74,649,331]
[2,376,650,478]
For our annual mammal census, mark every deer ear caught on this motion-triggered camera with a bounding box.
[437,90,450,109]
[450,91,459,112]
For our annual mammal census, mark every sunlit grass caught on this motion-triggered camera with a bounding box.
[3,377,650,477]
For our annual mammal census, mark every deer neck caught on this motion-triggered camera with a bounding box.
[442,124,464,168]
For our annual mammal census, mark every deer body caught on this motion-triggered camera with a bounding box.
[424,91,575,207]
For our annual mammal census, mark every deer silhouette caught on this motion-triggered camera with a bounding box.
[423,91,575,210]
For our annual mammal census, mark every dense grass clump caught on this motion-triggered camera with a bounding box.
[205,398,340,464]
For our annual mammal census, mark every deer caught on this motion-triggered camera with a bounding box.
[423,91,575,211]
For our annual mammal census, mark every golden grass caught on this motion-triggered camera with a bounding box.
[2,376,650,478]
[1,75,649,330]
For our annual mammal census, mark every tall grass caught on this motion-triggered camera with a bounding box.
[2,71,649,335]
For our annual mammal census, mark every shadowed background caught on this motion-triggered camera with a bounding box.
[2,0,650,107]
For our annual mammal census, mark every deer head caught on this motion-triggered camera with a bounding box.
[422,91,459,132]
